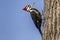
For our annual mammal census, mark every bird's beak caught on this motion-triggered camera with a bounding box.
[22,6,27,11]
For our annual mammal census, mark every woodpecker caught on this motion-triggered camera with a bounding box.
[23,4,42,36]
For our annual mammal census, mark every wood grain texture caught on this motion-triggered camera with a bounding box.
[42,0,60,40]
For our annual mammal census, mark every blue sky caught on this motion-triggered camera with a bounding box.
[0,0,44,40]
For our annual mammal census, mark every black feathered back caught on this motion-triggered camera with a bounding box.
[30,8,42,35]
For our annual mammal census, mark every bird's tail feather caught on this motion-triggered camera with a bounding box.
[39,29,42,36]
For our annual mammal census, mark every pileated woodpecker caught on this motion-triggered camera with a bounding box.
[23,4,42,36]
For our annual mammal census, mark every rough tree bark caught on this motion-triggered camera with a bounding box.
[42,0,60,40]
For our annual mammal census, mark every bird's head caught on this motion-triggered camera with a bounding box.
[23,4,32,12]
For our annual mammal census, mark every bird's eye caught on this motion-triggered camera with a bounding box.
[27,5,31,8]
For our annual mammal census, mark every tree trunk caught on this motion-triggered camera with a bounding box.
[42,0,60,40]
